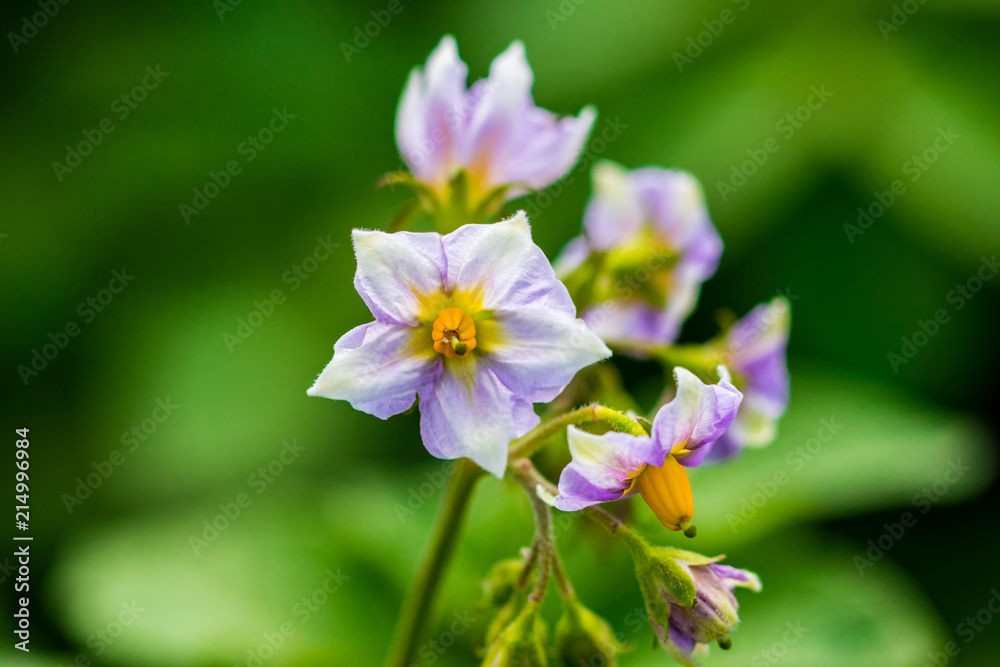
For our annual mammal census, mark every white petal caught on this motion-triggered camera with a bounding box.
[352,229,446,324]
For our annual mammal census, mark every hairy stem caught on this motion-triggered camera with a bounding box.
[508,404,647,462]
[384,458,483,667]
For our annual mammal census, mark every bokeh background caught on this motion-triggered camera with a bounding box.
[3,1,1000,665]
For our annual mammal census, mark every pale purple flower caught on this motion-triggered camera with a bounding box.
[643,549,761,665]
[705,297,790,463]
[395,35,596,204]
[551,367,741,530]
[307,212,610,477]
[556,161,723,349]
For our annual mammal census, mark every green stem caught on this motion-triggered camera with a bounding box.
[383,458,483,667]
[507,404,647,462]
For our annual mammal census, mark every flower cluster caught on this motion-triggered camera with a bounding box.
[308,35,790,666]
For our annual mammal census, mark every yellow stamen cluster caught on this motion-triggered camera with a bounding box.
[432,307,477,359]
[634,455,694,532]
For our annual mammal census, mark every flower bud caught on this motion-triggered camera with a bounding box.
[626,537,760,665]
[483,557,528,608]
[481,601,548,666]
[554,598,626,667]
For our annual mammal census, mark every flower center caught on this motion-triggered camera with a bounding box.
[432,307,477,359]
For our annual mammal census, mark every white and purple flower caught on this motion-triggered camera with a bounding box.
[395,36,596,215]
[307,212,610,477]
[556,161,723,349]
[634,547,761,665]
[551,366,741,531]
[705,297,790,463]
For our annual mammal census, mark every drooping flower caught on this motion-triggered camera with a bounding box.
[556,161,723,350]
[393,35,596,227]
[628,542,761,666]
[307,212,610,477]
[551,366,741,531]
[704,297,790,463]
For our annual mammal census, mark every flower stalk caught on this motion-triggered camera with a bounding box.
[383,458,483,667]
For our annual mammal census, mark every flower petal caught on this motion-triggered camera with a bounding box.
[307,321,440,419]
[417,356,539,477]
[443,211,574,313]
[486,308,610,403]
[502,105,596,192]
[645,366,743,465]
[352,228,446,325]
[552,426,649,511]
[395,35,469,185]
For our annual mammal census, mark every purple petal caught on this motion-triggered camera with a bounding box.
[553,427,649,510]
[443,212,574,313]
[307,322,440,419]
[418,356,539,477]
[645,367,742,465]
[666,621,698,660]
[395,35,469,185]
[710,564,762,592]
[352,229,446,325]
[583,162,646,251]
[582,300,679,350]
[486,308,610,403]
[501,105,596,192]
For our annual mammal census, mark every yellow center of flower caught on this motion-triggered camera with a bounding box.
[630,455,694,532]
[431,307,477,359]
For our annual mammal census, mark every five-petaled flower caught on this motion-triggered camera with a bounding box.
[556,161,723,350]
[394,35,596,224]
[551,366,742,530]
[307,212,611,477]
[704,297,790,463]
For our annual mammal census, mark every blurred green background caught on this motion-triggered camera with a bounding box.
[3,1,999,665]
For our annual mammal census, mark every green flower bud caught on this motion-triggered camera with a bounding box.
[626,535,760,666]
[483,558,528,608]
[481,601,548,667]
[554,598,626,667]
